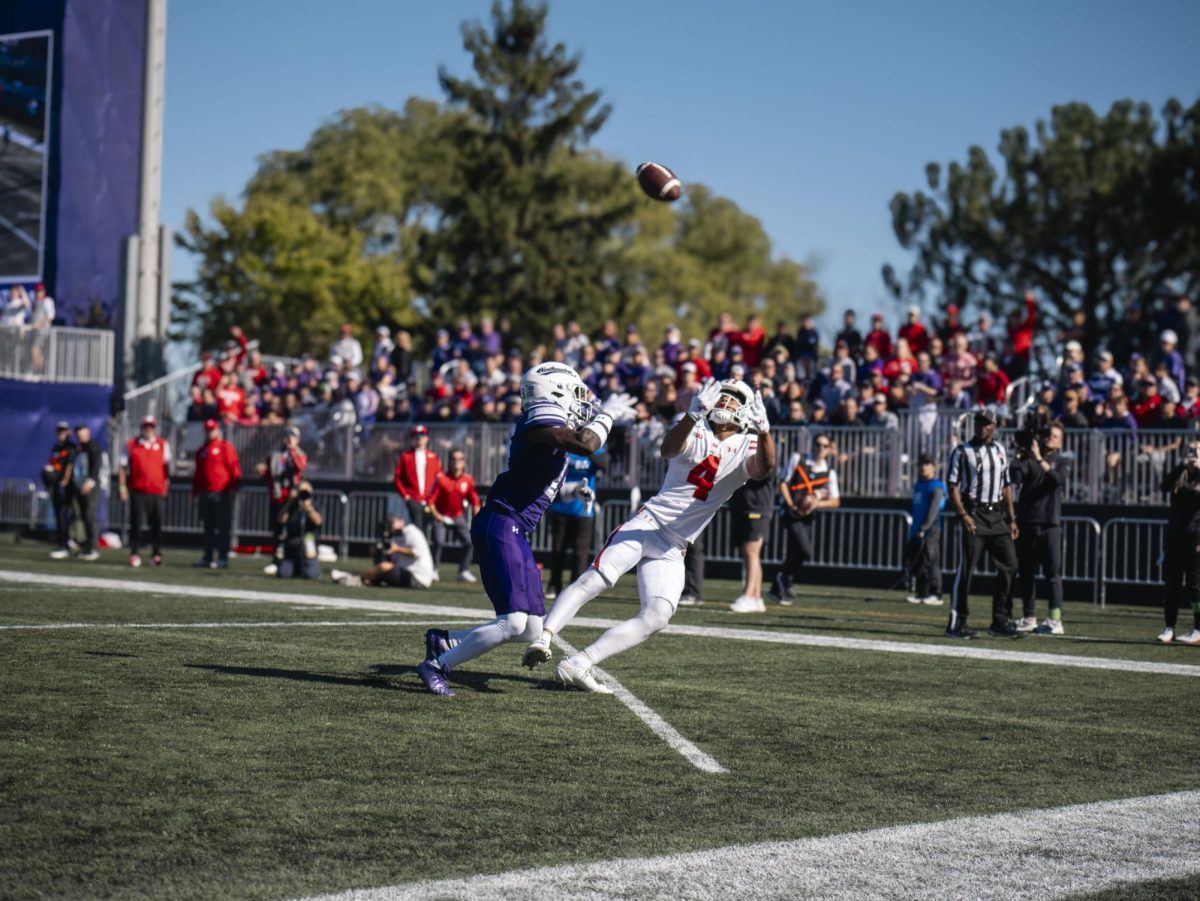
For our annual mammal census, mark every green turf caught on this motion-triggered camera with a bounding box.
[1,542,1199,899]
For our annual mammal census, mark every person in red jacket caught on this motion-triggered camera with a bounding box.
[898,305,930,356]
[118,415,171,567]
[393,425,442,535]
[428,447,482,583]
[864,313,894,360]
[192,418,241,569]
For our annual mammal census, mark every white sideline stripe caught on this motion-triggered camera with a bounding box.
[0,620,478,632]
[2,570,1199,678]
[552,635,727,775]
[294,791,1200,901]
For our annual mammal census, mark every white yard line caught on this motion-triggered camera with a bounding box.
[2,570,1199,679]
[0,620,478,631]
[552,635,727,775]
[294,790,1200,901]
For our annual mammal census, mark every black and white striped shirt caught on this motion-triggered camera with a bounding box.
[946,439,1010,504]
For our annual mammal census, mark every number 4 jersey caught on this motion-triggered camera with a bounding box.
[642,416,759,545]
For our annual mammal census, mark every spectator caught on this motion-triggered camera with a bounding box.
[1155,331,1186,399]
[936,304,966,346]
[1059,390,1091,429]
[864,394,899,429]
[899,305,930,355]
[1131,377,1163,428]
[864,312,894,360]
[1088,351,1124,401]
[428,448,481,583]
[331,323,364,369]
[940,334,978,391]
[390,330,415,387]
[191,418,241,569]
[909,351,944,410]
[1182,378,1200,418]
[831,396,864,428]
[966,311,998,360]
[766,320,796,361]
[732,314,765,367]
[480,315,503,357]
[0,284,30,327]
[371,326,394,376]
[975,354,1010,407]
[835,309,863,360]
[1005,292,1037,378]
[393,424,442,538]
[660,324,683,366]
[118,415,171,568]
[44,422,75,560]
[67,424,103,562]
[215,373,245,423]
[794,313,820,372]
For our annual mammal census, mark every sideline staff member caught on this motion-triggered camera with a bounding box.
[118,415,171,567]
[771,433,840,603]
[192,418,241,569]
[1158,440,1200,645]
[945,408,1021,639]
[1008,421,1070,635]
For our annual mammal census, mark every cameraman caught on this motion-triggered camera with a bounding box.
[1158,440,1200,645]
[332,512,434,589]
[275,480,323,580]
[1009,421,1071,635]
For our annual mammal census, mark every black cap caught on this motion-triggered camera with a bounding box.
[973,407,997,424]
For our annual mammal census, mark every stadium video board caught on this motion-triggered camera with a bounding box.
[0,30,52,281]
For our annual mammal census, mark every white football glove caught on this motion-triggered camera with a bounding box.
[689,379,721,417]
[749,393,770,434]
[601,392,637,424]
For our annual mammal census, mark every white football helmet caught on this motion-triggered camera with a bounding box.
[708,379,755,431]
[520,362,595,428]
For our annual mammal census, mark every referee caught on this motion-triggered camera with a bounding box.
[945,408,1022,639]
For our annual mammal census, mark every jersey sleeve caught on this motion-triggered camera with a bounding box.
[946,446,962,486]
[825,467,841,499]
[515,399,569,435]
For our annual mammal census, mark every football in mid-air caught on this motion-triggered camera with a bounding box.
[636,161,682,202]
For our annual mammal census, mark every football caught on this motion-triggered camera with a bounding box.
[795,494,818,516]
[636,161,682,202]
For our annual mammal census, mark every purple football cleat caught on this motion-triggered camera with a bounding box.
[417,659,454,697]
[424,628,451,662]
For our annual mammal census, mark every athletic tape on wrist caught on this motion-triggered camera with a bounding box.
[582,412,613,447]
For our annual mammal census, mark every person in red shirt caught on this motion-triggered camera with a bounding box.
[394,425,443,536]
[215,373,246,423]
[118,415,171,567]
[257,425,308,559]
[975,353,1011,407]
[675,339,712,381]
[192,350,221,392]
[864,313,894,360]
[898,305,930,356]
[731,314,766,368]
[1006,292,1037,378]
[428,447,482,582]
[192,418,242,569]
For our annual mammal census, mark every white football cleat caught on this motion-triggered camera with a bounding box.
[1176,629,1200,645]
[79,551,100,561]
[1157,627,1175,644]
[730,595,765,613]
[905,594,923,605]
[922,596,944,606]
[555,656,612,694]
[262,563,278,576]
[522,633,553,669]
[49,548,70,560]
[1035,618,1064,636]
[1015,616,1038,633]
[677,595,700,606]
[456,571,477,583]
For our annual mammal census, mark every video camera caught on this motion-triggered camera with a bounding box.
[1013,412,1053,456]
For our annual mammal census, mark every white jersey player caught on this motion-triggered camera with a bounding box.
[523,379,776,691]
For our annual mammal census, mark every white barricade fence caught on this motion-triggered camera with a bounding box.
[0,479,37,528]
[0,326,114,385]
[1100,518,1166,607]
[230,487,349,557]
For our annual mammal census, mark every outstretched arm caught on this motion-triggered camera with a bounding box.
[746,432,776,481]
[525,427,603,456]
[660,414,698,460]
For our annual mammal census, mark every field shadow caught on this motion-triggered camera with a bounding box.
[185,662,550,694]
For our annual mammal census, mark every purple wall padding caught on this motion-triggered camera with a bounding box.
[0,0,146,327]
[0,378,111,481]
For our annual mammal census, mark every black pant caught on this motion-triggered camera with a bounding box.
[68,486,98,553]
[1162,528,1200,630]
[269,499,286,553]
[404,499,430,536]
[549,513,593,592]
[908,528,942,598]
[684,531,705,599]
[199,491,233,563]
[130,492,164,556]
[277,554,320,579]
[432,516,474,573]
[52,487,70,549]
[948,506,1017,630]
[1013,524,1062,618]
[779,516,814,588]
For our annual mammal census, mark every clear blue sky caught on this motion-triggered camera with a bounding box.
[163,0,1200,335]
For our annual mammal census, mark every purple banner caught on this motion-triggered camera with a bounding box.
[0,378,111,481]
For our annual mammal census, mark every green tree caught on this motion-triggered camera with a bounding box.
[419,0,637,340]
[885,98,1200,355]
[171,197,413,357]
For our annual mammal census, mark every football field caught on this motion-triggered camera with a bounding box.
[1,543,1198,900]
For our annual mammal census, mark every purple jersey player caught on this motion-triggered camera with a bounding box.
[417,363,635,696]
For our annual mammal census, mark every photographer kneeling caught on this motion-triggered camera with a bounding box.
[276,480,323,580]
[1008,421,1071,635]
[332,512,434,589]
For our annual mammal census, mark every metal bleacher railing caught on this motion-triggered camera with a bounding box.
[0,325,115,384]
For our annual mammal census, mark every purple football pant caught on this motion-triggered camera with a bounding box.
[471,507,545,616]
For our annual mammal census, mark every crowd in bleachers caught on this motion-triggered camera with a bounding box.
[183,291,1200,443]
